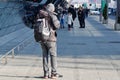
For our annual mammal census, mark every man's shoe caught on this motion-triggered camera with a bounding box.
[51,73,63,79]
[43,76,48,79]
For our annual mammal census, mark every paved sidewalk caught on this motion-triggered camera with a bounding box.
[19,15,120,56]
[0,15,120,80]
[0,55,120,80]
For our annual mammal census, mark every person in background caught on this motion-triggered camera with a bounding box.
[60,12,65,29]
[85,7,89,18]
[68,5,76,28]
[67,12,73,30]
[77,6,85,28]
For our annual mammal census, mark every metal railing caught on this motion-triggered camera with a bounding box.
[0,35,33,64]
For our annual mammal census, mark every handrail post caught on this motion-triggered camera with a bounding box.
[5,56,7,64]
[0,36,32,63]
[12,49,14,58]
[18,46,20,52]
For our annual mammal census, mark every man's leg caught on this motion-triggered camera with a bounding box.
[80,20,82,28]
[40,42,49,77]
[48,42,63,78]
[50,54,57,74]
[82,20,85,28]
[71,22,73,28]
[47,42,57,75]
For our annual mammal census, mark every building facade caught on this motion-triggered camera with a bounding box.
[70,0,116,9]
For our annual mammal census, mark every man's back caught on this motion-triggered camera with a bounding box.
[34,8,60,42]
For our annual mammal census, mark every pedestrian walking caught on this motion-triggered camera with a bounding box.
[77,6,85,28]
[85,7,89,18]
[67,12,73,31]
[60,12,65,29]
[68,5,76,28]
[34,3,62,79]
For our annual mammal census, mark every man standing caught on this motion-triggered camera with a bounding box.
[77,6,85,28]
[34,3,61,79]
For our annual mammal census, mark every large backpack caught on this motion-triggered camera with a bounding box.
[34,16,51,42]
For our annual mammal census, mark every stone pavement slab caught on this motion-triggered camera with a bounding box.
[0,55,120,80]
